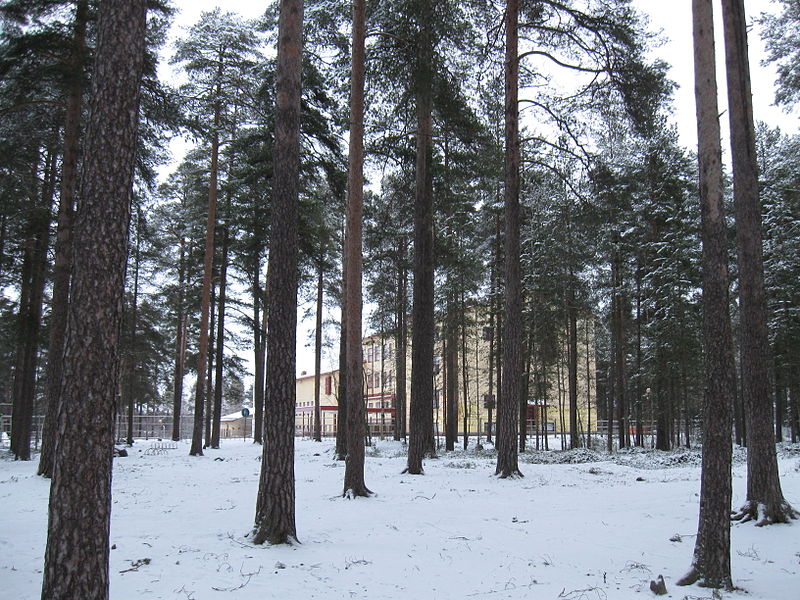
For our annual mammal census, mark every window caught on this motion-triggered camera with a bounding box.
[325,375,332,395]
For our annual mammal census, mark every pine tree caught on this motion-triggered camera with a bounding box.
[759,0,800,107]
[253,0,304,545]
[40,0,147,596]
[722,0,798,525]
[172,10,261,456]
[342,0,372,498]
[677,0,734,588]
[496,0,523,478]
[38,0,89,477]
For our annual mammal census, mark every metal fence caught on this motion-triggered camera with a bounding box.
[0,415,45,450]
[1,414,200,451]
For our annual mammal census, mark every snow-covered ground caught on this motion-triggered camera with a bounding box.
[1,438,798,599]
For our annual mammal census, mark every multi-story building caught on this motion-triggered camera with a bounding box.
[295,318,596,443]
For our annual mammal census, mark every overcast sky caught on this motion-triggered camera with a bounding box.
[164,0,797,378]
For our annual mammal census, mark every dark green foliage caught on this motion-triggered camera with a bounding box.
[759,0,800,107]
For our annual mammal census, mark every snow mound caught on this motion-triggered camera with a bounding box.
[521,448,603,464]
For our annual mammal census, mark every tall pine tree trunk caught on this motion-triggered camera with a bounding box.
[171,239,187,442]
[313,263,323,442]
[124,208,142,446]
[721,0,797,525]
[678,1,735,587]
[211,222,229,448]
[405,0,435,475]
[253,263,266,444]
[496,0,522,479]
[462,294,471,450]
[394,238,408,441]
[204,279,216,448]
[568,287,579,449]
[11,144,54,461]
[445,306,458,452]
[189,96,221,456]
[611,245,628,449]
[40,2,146,596]
[343,0,371,498]
[253,0,304,545]
[38,0,88,476]
[335,280,348,460]
[11,148,56,460]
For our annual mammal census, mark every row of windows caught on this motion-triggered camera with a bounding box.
[365,370,393,389]
[322,370,394,395]
[363,343,394,363]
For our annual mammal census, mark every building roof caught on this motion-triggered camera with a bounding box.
[221,407,254,422]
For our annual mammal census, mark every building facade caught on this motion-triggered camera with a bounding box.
[296,315,596,443]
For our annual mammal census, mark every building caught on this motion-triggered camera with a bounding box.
[220,408,254,439]
[295,315,596,442]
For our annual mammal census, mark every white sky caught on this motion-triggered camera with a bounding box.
[166,0,798,147]
[163,0,798,379]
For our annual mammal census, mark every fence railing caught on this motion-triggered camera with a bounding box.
[1,414,199,451]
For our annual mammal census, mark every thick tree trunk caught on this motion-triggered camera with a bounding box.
[40,3,146,597]
[343,0,371,498]
[211,223,229,448]
[38,0,88,476]
[253,0,303,545]
[405,0,435,475]
[678,1,735,588]
[497,0,522,479]
[721,0,797,525]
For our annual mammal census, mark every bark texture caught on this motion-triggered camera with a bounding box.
[40,1,146,597]
[342,0,371,498]
[721,0,797,525]
[497,0,522,479]
[39,0,88,476]
[406,0,435,475]
[253,0,303,545]
[678,0,734,588]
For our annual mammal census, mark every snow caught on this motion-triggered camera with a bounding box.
[1,439,799,599]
